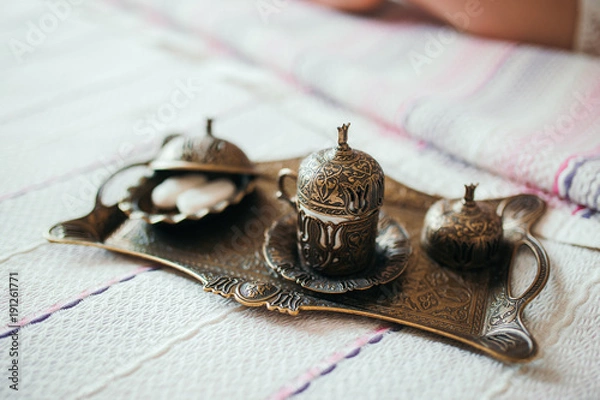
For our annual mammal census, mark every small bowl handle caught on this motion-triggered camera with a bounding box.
[277,168,298,208]
[95,161,151,207]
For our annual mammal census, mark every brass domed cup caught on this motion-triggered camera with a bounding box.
[277,123,385,276]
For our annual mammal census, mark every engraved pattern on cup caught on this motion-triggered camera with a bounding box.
[296,205,378,276]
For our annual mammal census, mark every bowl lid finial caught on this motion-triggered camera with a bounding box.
[206,118,214,137]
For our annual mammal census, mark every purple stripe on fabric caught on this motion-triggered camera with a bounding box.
[320,365,336,376]
[0,135,155,205]
[270,326,401,400]
[292,382,311,396]
[345,348,361,358]
[62,299,83,310]
[0,267,158,339]
[0,329,18,339]
[91,287,110,295]
[368,333,384,344]
[0,161,108,203]
[561,158,588,200]
[30,314,52,325]
[119,274,136,282]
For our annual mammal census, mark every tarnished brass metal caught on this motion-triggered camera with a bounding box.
[117,120,257,225]
[150,119,257,175]
[45,158,549,363]
[277,124,385,276]
[264,212,411,294]
[422,184,503,269]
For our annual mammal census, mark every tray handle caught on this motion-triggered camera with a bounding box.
[45,161,151,244]
[509,231,550,306]
[499,195,550,306]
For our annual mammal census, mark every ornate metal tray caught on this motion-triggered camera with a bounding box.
[46,158,549,362]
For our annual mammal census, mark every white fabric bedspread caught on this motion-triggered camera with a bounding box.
[1,1,598,399]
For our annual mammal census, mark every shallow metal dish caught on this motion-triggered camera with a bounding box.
[118,171,256,225]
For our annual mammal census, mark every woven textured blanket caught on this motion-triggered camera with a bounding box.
[1,1,598,399]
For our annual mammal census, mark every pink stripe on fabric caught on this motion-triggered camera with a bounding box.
[114,0,232,55]
[0,158,112,203]
[356,40,492,137]
[549,76,600,195]
[552,154,581,195]
[268,326,394,400]
[105,0,414,143]
[552,144,600,195]
[395,41,515,125]
[572,205,586,215]
[0,139,155,204]
[520,184,575,210]
[0,266,157,338]
[540,75,600,150]
[143,6,171,26]
[394,40,478,118]
[463,42,515,97]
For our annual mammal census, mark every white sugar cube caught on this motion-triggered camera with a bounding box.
[176,179,236,214]
[151,174,208,209]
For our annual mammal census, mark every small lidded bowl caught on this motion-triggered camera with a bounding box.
[278,123,385,276]
[118,119,256,225]
[421,184,503,269]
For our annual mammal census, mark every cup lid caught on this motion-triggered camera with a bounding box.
[296,123,384,216]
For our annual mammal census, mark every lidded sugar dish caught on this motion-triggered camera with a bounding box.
[421,184,503,269]
[118,119,256,225]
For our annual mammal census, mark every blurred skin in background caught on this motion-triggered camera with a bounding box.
[311,0,578,50]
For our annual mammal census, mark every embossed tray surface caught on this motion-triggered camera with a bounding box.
[46,159,549,362]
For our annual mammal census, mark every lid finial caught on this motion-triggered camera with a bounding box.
[463,183,478,204]
[206,118,213,137]
[337,123,351,151]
